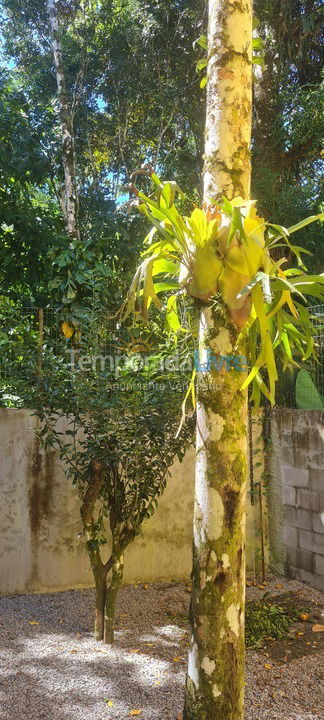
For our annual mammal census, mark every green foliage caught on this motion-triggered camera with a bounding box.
[0,74,63,303]
[1,0,321,311]
[0,0,206,311]
[122,170,324,405]
[245,600,307,648]
[295,368,324,409]
[253,0,324,272]
[0,301,194,572]
[0,299,42,406]
[48,212,145,312]
[32,315,194,540]
[1,0,205,199]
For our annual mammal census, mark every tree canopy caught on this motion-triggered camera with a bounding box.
[0,0,322,309]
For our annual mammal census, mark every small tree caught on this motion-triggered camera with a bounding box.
[35,320,194,642]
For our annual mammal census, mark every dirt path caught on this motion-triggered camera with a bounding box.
[0,578,323,720]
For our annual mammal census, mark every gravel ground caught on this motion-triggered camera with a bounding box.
[0,577,323,720]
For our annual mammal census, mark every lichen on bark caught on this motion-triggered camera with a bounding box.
[184,307,247,720]
[183,0,252,717]
[203,0,252,204]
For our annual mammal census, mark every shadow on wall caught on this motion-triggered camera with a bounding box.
[0,408,266,595]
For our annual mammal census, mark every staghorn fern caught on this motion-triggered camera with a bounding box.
[121,166,324,407]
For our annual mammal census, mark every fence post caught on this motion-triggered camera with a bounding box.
[37,308,44,376]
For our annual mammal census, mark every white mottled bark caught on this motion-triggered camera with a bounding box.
[184,1,252,718]
[47,0,79,240]
[204,0,252,202]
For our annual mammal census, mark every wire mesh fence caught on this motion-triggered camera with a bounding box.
[0,303,323,409]
[0,305,194,408]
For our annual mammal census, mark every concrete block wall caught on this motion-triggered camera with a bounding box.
[271,410,324,592]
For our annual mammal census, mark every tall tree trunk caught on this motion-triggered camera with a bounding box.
[47,0,79,240]
[184,2,252,719]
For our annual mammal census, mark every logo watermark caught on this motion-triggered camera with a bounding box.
[194,350,248,373]
[69,348,248,376]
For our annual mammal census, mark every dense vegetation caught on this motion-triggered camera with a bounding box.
[0,0,322,313]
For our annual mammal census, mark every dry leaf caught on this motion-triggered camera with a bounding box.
[173,656,182,662]
[143,584,149,590]
[29,621,39,626]
[69,649,78,654]
[264,663,272,669]
[299,613,310,621]
[275,583,283,589]
[312,624,324,633]
[130,649,140,653]
[129,711,142,716]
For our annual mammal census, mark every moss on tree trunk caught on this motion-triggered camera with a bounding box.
[184,0,252,717]
[184,309,247,720]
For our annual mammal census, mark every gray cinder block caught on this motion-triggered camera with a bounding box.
[284,467,309,487]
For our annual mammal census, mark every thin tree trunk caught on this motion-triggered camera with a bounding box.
[80,461,106,640]
[184,1,252,718]
[47,0,79,240]
[94,563,107,641]
[104,551,124,644]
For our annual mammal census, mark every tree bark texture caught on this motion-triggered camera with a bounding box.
[184,311,248,720]
[104,551,124,644]
[184,1,252,718]
[80,462,106,640]
[47,0,79,240]
[94,564,107,641]
[203,0,252,204]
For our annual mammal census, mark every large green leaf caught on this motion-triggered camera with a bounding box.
[295,369,323,410]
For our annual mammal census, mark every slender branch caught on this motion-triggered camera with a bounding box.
[154,111,175,166]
